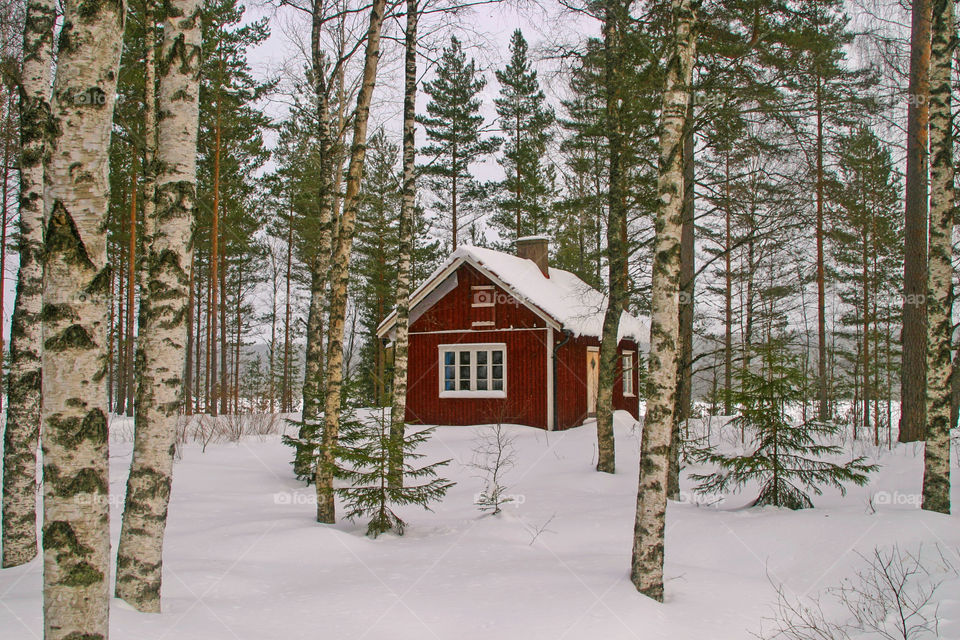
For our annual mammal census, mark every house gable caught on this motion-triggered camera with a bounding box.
[410,263,548,334]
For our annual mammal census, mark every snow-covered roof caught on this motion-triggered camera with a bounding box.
[378,245,649,345]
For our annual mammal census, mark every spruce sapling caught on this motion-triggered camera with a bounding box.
[692,338,877,509]
[336,410,454,537]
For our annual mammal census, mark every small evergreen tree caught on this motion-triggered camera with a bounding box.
[491,29,555,243]
[692,337,876,510]
[334,411,454,537]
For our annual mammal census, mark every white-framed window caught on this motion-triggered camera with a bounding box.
[622,351,635,397]
[439,343,506,398]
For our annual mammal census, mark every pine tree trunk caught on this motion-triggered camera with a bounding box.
[114,0,200,610]
[283,213,292,412]
[922,0,953,514]
[316,0,388,523]
[196,264,204,413]
[125,149,138,417]
[815,83,829,420]
[185,252,195,415]
[41,0,126,634]
[210,60,222,417]
[1,0,55,568]
[900,0,932,443]
[630,0,695,602]
[723,153,732,415]
[233,264,243,412]
[219,244,228,414]
[595,0,629,475]
[669,104,695,500]
[388,0,418,488]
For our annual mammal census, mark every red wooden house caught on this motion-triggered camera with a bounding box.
[377,237,648,430]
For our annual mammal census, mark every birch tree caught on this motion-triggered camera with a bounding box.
[115,0,201,611]
[922,0,953,514]
[630,0,696,602]
[388,0,419,487]
[1,0,55,568]
[316,0,388,523]
[41,0,126,635]
[293,0,354,480]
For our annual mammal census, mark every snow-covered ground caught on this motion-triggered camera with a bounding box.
[2,411,959,639]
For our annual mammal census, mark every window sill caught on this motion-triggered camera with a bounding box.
[624,392,636,398]
[440,391,507,399]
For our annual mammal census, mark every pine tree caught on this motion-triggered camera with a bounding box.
[335,411,453,537]
[900,0,932,443]
[692,338,876,509]
[778,0,878,422]
[556,44,608,289]
[41,0,126,634]
[353,129,401,405]
[828,127,902,442]
[491,29,555,243]
[1,0,54,568]
[418,36,500,250]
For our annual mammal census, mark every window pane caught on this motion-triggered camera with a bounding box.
[477,365,487,380]
[492,350,503,364]
[459,378,471,390]
[476,351,487,364]
[444,365,455,390]
[477,378,488,390]
[444,351,455,365]
[492,378,503,391]
[492,365,503,380]
[460,351,471,365]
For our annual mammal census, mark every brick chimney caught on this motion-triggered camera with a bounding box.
[515,236,549,278]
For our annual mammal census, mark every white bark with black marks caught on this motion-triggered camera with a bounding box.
[114,0,201,611]
[2,0,56,568]
[316,0,388,523]
[388,0,418,487]
[922,0,953,515]
[41,0,126,636]
[631,0,696,602]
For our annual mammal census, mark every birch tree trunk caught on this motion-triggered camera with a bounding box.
[388,0,418,487]
[114,0,200,611]
[41,0,126,635]
[900,0,932,443]
[1,0,55,569]
[295,2,339,479]
[922,0,953,515]
[595,0,629,475]
[630,0,696,602]
[669,104,695,500]
[316,0,388,523]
